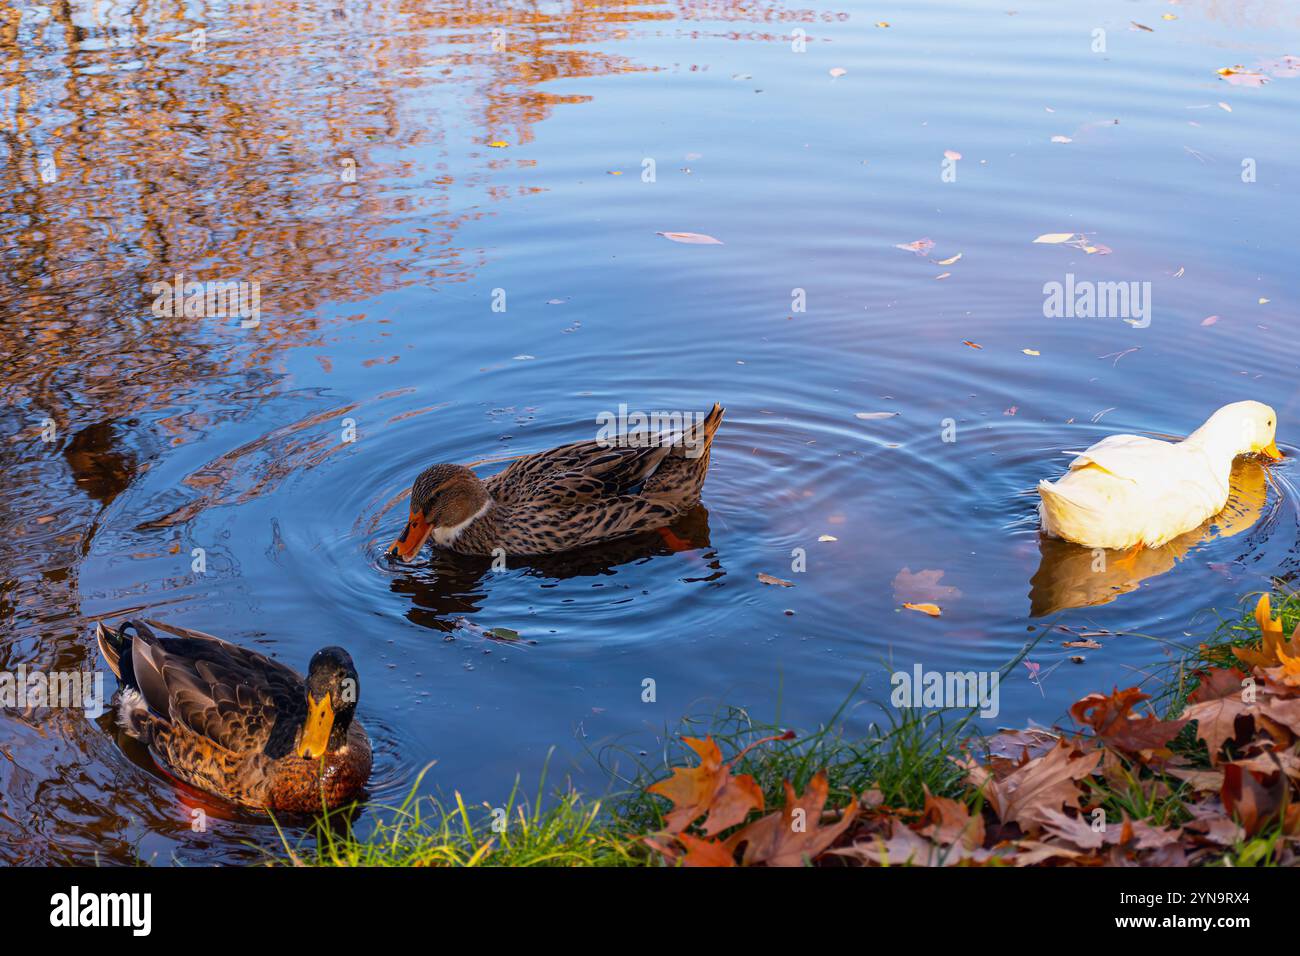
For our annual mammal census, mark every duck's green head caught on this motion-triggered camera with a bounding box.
[298,647,360,760]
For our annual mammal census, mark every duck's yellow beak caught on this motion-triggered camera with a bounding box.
[388,507,432,562]
[1262,440,1283,461]
[298,692,335,760]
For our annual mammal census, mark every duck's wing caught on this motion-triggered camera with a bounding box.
[487,441,672,505]
[128,620,303,756]
[1063,434,1176,483]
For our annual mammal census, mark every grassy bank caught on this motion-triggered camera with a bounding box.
[270,589,1300,866]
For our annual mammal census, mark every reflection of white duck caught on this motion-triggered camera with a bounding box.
[1038,401,1282,552]
[1030,457,1269,616]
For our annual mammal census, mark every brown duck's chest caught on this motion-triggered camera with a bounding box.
[265,729,373,813]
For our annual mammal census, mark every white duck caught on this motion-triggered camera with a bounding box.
[1038,401,1282,551]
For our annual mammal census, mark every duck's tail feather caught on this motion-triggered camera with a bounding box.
[1037,476,1106,541]
[645,403,725,507]
[96,619,151,691]
[95,621,125,679]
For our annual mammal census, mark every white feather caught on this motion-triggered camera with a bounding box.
[433,499,492,546]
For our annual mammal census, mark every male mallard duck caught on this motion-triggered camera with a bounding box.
[95,619,371,814]
[389,404,725,559]
[1038,401,1282,551]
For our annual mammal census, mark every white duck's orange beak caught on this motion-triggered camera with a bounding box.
[1261,440,1284,461]
[388,507,432,561]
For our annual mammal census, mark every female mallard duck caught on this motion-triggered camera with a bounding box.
[389,403,725,559]
[1038,401,1282,551]
[95,619,371,814]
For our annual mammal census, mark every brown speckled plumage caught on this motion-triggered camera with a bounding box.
[95,619,371,814]
[391,404,725,558]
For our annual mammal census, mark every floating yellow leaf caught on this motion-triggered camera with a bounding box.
[488,140,509,148]
[1033,232,1076,244]
[962,340,982,350]
[1023,349,1040,356]
[1217,67,1268,87]
[935,253,962,266]
[903,602,942,617]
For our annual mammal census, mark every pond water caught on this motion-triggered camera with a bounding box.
[2,0,1298,864]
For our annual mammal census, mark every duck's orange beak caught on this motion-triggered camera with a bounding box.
[1262,440,1284,461]
[388,507,432,561]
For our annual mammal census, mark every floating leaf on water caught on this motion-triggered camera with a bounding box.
[875,21,889,27]
[934,252,962,265]
[1050,135,1072,143]
[1023,348,1040,356]
[757,572,794,587]
[818,534,838,542]
[893,568,961,604]
[902,602,942,617]
[1259,297,1270,304]
[1064,639,1103,649]
[488,140,509,148]
[1263,54,1300,78]
[657,231,723,244]
[829,67,847,78]
[943,149,962,160]
[1162,12,1177,19]
[1201,315,1220,326]
[1034,232,1077,244]
[855,411,898,420]
[1131,21,1153,31]
[488,627,522,642]
[1218,102,1232,112]
[1217,67,1269,87]
[895,237,935,255]
[962,340,982,349]
[935,272,951,280]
